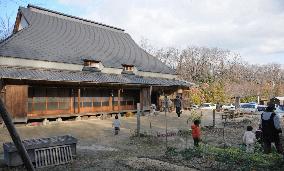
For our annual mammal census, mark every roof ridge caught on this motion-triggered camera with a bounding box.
[27,4,125,32]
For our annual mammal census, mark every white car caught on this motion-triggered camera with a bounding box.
[191,104,199,110]
[200,103,216,110]
[222,104,235,111]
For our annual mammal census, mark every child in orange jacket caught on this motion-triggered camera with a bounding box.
[191,120,201,147]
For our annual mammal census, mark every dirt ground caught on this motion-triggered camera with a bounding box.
[0,110,279,170]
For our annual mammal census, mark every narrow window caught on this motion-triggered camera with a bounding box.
[84,60,101,67]
[123,65,134,72]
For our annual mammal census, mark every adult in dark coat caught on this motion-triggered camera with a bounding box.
[261,104,283,154]
[175,96,182,117]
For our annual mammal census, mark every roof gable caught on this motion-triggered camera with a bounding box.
[0,5,176,75]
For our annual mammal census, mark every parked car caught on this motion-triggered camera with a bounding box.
[239,103,258,114]
[275,105,284,117]
[200,103,216,110]
[191,104,199,110]
[257,105,267,112]
[222,104,235,111]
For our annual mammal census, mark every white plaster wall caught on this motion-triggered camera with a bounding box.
[0,57,83,71]
[18,16,29,30]
[101,67,123,74]
[137,71,177,79]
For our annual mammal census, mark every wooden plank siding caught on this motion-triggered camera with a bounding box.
[140,87,151,111]
[5,85,28,122]
[27,87,72,117]
[26,86,140,119]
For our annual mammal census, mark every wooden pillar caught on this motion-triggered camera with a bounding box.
[140,88,144,114]
[213,109,216,127]
[150,86,152,105]
[109,95,113,111]
[45,88,48,114]
[70,88,73,113]
[78,88,81,113]
[118,89,121,114]
[149,86,153,109]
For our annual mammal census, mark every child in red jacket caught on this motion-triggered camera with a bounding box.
[191,120,201,147]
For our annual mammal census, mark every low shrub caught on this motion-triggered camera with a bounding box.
[178,129,192,137]
[165,147,178,157]
[125,112,135,117]
[167,144,284,170]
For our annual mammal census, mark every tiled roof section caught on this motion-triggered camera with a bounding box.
[27,4,124,31]
[0,66,191,87]
[0,5,176,75]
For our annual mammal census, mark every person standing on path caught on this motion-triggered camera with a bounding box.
[112,115,121,135]
[243,126,256,152]
[175,96,182,117]
[191,120,201,147]
[261,104,283,154]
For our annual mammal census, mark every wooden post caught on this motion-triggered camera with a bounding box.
[150,86,152,103]
[140,88,144,115]
[109,95,113,111]
[118,89,121,114]
[70,89,73,113]
[149,86,153,113]
[78,88,81,113]
[223,117,227,148]
[213,109,216,127]
[137,103,141,137]
[164,96,168,148]
[0,99,35,171]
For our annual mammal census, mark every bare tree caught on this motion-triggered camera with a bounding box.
[0,14,13,41]
[140,39,284,101]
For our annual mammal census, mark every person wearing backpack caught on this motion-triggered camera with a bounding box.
[261,103,283,154]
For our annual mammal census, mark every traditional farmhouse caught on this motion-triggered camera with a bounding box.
[0,5,191,122]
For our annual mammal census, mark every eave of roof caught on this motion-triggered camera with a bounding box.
[0,66,191,87]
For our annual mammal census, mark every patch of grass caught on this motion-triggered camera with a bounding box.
[167,144,284,170]
[130,130,159,145]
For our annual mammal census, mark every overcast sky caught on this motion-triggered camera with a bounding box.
[1,0,284,65]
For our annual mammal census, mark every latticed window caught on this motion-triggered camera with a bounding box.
[84,60,101,68]
[123,65,134,71]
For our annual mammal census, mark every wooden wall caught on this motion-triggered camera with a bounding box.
[2,83,157,120]
[5,85,28,122]
[140,87,151,111]
[26,86,140,118]
[27,87,72,117]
